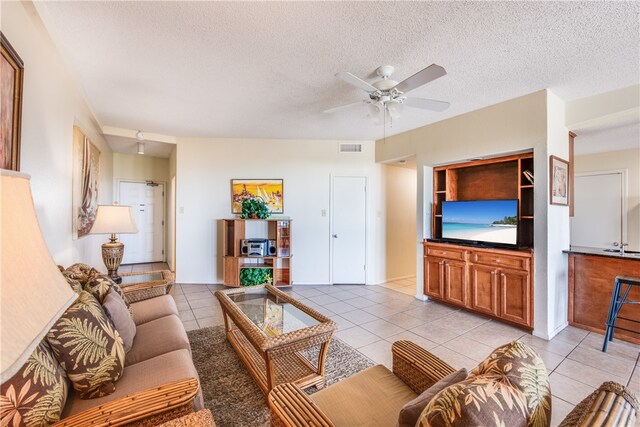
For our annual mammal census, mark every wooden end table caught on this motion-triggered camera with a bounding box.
[215,285,336,396]
[119,270,175,303]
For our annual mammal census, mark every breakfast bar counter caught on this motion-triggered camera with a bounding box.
[565,246,640,344]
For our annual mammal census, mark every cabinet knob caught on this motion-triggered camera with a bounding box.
[332,234,338,238]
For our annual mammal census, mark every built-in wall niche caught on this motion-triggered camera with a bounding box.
[432,152,534,248]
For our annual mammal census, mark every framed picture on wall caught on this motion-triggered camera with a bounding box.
[1,32,24,171]
[231,179,284,214]
[550,155,569,206]
[72,126,101,239]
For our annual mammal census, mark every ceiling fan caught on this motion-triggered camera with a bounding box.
[324,64,450,122]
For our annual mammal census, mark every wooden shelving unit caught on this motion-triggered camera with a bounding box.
[221,219,292,287]
[432,152,534,247]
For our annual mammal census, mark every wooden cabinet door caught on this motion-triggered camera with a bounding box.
[424,257,444,299]
[470,264,498,316]
[444,260,467,307]
[499,269,531,326]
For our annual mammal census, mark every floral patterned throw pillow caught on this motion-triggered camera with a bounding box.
[60,270,83,294]
[46,291,125,399]
[0,340,69,426]
[418,340,551,427]
[62,263,100,286]
[84,276,129,310]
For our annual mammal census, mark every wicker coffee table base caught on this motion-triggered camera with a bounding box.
[227,329,328,396]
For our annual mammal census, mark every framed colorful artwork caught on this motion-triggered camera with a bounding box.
[1,32,24,171]
[550,155,569,206]
[231,179,283,214]
[72,126,101,238]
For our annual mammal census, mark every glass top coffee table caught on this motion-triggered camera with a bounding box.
[215,285,336,396]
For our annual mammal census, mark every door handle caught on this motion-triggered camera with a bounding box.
[332,234,338,238]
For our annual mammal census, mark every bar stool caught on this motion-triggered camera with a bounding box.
[602,275,640,352]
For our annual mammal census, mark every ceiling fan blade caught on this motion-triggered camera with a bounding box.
[403,97,450,112]
[393,64,447,94]
[323,100,366,114]
[336,72,378,92]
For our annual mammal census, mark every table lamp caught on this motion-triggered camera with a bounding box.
[89,204,138,283]
[1,170,78,382]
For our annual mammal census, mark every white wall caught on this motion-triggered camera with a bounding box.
[167,147,177,270]
[376,90,571,339]
[544,91,571,337]
[574,147,640,251]
[175,138,384,285]
[1,1,112,269]
[383,164,417,281]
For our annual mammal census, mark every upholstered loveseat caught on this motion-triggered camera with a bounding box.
[0,264,203,426]
[269,340,639,427]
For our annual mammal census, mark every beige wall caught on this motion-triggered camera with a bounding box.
[566,85,639,129]
[175,138,384,285]
[384,164,417,281]
[574,147,640,251]
[1,1,112,268]
[113,153,170,185]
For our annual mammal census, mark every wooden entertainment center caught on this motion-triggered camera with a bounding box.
[424,152,534,329]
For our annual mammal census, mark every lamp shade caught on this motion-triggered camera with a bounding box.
[90,205,138,234]
[1,170,78,382]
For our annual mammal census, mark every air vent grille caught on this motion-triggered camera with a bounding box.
[339,143,362,153]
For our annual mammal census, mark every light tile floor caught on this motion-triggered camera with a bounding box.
[126,264,640,426]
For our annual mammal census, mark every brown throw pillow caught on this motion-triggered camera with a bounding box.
[0,340,69,426]
[47,291,125,399]
[102,287,137,353]
[397,368,467,427]
[417,340,551,427]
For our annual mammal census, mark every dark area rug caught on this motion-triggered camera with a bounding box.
[187,325,375,427]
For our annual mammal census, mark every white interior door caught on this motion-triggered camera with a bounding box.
[119,182,165,264]
[571,171,625,248]
[332,176,366,284]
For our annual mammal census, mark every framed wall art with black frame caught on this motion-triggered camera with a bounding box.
[1,32,24,172]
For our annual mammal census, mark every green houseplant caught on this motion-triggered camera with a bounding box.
[240,197,270,219]
[239,268,273,287]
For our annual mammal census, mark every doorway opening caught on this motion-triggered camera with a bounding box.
[118,180,166,264]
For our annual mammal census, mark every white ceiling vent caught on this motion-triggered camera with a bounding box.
[339,143,363,153]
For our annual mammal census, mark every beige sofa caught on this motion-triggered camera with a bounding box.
[0,264,204,426]
[57,293,204,426]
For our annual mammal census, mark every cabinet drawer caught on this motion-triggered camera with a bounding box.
[426,247,467,261]
[470,252,529,270]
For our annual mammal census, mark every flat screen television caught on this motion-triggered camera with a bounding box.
[441,199,518,247]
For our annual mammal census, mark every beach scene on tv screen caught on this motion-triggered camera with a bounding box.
[442,200,517,244]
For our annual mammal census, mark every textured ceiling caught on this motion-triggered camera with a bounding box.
[38,1,640,142]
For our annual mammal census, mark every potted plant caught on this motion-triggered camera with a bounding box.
[239,268,273,287]
[240,197,270,219]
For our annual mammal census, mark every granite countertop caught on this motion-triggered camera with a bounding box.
[563,246,640,261]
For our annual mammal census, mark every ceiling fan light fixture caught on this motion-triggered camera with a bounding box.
[386,100,404,120]
[367,102,383,117]
[137,142,145,155]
